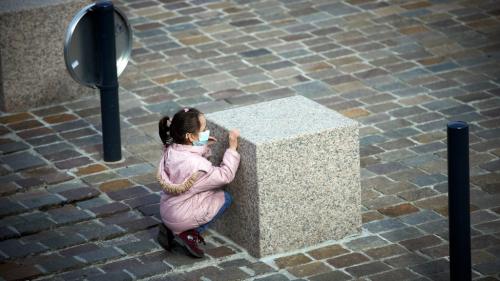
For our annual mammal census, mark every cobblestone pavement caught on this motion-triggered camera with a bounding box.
[1,0,500,280]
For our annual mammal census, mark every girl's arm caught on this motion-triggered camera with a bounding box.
[191,148,240,193]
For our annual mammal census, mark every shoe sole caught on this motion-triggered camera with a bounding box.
[173,236,204,258]
[157,233,172,251]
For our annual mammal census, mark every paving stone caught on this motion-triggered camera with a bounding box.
[58,187,100,203]
[75,246,124,264]
[86,271,134,281]
[286,261,331,278]
[365,218,407,233]
[1,151,46,171]
[274,253,312,268]
[0,198,27,217]
[381,226,426,242]
[345,236,389,251]
[0,262,43,280]
[47,205,94,225]
[399,234,443,251]
[123,193,160,209]
[409,258,449,277]
[309,270,352,281]
[34,254,83,274]
[307,244,349,260]
[61,221,125,242]
[125,260,172,279]
[11,190,65,210]
[38,232,87,250]
[1,239,49,261]
[345,261,392,277]
[369,268,420,281]
[385,252,429,268]
[254,274,289,281]
[327,252,369,268]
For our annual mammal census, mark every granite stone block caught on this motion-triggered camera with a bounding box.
[0,0,95,111]
[206,96,360,257]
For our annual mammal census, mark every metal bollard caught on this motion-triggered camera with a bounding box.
[94,1,122,162]
[447,121,471,281]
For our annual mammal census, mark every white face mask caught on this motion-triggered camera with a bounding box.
[192,130,210,146]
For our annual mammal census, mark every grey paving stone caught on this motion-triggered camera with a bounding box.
[115,163,154,177]
[117,240,158,255]
[38,232,87,250]
[35,254,84,274]
[400,210,443,225]
[85,271,134,281]
[47,205,94,225]
[345,236,389,251]
[254,274,290,281]
[365,218,407,233]
[381,226,426,242]
[1,152,46,171]
[309,270,352,281]
[0,141,30,154]
[409,259,449,277]
[75,247,124,264]
[0,198,27,217]
[345,261,392,277]
[0,239,47,259]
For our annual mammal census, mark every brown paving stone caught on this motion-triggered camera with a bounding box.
[0,262,43,280]
[307,244,349,260]
[205,246,236,258]
[179,35,212,46]
[340,108,370,118]
[99,179,134,193]
[378,203,419,217]
[365,244,408,259]
[76,164,108,176]
[327,252,370,268]
[17,127,54,139]
[0,113,33,124]
[287,261,331,278]
[399,235,443,251]
[152,73,185,84]
[345,261,392,277]
[362,211,385,223]
[275,253,312,269]
[8,120,44,131]
[400,25,430,35]
[43,114,78,124]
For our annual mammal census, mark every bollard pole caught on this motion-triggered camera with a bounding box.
[447,121,471,281]
[94,1,122,162]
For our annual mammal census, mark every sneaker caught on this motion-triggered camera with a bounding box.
[174,229,205,258]
[157,224,174,251]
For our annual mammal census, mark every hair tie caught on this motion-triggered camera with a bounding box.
[184,108,189,112]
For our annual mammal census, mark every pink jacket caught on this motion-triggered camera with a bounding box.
[157,143,240,234]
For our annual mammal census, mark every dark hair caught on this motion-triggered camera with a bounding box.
[159,108,202,147]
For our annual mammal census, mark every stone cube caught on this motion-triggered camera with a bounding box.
[206,96,361,257]
[0,0,95,112]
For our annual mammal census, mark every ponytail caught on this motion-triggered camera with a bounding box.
[158,116,173,147]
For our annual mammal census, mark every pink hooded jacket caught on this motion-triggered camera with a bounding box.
[157,143,240,234]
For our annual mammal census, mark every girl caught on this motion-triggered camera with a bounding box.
[157,107,240,258]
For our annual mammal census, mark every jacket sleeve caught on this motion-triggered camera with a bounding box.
[191,148,240,193]
[202,145,212,159]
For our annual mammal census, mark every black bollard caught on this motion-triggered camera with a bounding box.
[447,121,471,281]
[94,1,122,162]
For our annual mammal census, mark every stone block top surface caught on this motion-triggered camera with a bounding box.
[206,95,358,144]
[0,0,77,14]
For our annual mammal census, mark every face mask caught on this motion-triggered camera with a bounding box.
[193,130,210,146]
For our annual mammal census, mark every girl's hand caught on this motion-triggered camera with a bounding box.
[228,129,240,150]
[208,136,217,146]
